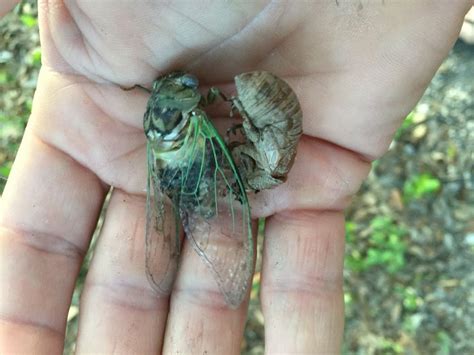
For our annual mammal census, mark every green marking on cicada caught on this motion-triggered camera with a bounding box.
[143,71,254,308]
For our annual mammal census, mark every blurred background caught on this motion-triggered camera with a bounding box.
[1,2,473,354]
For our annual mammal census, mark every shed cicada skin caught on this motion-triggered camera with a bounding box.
[143,71,254,308]
[209,71,303,192]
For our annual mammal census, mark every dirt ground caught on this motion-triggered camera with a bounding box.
[1,2,473,354]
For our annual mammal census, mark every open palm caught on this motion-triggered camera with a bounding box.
[0,1,470,353]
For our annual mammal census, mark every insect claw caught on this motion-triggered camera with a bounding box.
[204,87,233,107]
[227,140,243,149]
[230,103,241,117]
[121,84,151,93]
[226,123,244,141]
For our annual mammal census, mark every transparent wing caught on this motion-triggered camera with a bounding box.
[145,142,181,294]
[180,116,254,308]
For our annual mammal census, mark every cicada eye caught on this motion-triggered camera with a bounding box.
[180,74,199,89]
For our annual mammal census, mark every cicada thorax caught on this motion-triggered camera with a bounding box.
[144,72,205,208]
[144,105,188,143]
[231,71,303,189]
[144,72,202,149]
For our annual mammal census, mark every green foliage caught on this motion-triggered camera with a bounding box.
[395,285,421,312]
[402,313,424,335]
[30,47,41,66]
[446,143,457,161]
[0,113,26,135]
[436,331,452,355]
[344,292,352,305]
[0,69,8,84]
[0,162,12,178]
[0,113,24,191]
[20,14,37,28]
[345,221,362,271]
[394,111,415,140]
[346,217,406,274]
[381,338,404,354]
[400,111,415,131]
[24,97,33,113]
[0,1,38,194]
[251,273,260,296]
[365,217,406,274]
[403,173,441,201]
[372,159,380,170]
[343,292,353,314]
[345,220,357,243]
[402,287,419,311]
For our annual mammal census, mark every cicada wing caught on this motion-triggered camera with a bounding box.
[180,118,254,308]
[145,142,181,295]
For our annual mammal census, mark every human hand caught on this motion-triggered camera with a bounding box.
[0,0,18,17]
[0,1,470,353]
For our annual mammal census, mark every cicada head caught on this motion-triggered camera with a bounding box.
[144,72,201,141]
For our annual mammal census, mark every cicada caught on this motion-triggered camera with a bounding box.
[143,72,254,308]
[209,71,303,191]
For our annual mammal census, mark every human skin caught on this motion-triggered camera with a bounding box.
[0,1,471,354]
[0,0,18,17]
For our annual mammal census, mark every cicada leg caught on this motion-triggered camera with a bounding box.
[233,144,282,192]
[201,87,244,141]
[225,123,244,142]
[121,84,151,93]
[201,87,231,106]
[203,87,242,117]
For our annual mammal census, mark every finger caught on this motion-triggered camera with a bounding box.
[261,210,345,353]
[249,135,371,218]
[76,189,168,353]
[0,130,105,353]
[163,241,250,354]
[29,69,147,194]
